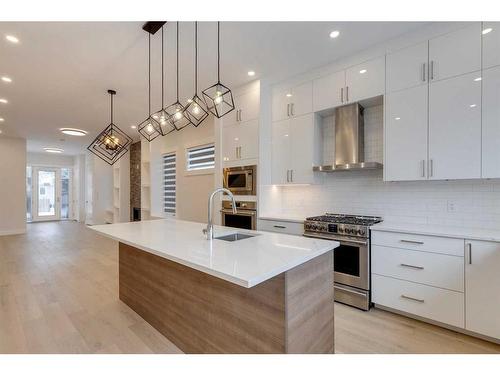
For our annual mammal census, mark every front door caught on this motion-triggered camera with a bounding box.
[32,167,61,221]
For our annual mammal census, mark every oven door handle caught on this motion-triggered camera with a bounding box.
[335,284,368,297]
[220,209,256,216]
[303,233,368,246]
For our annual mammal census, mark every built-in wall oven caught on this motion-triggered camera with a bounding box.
[223,165,256,196]
[221,201,257,230]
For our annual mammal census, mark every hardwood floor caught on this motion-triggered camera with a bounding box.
[0,221,498,354]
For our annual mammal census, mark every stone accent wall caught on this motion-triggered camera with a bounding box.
[130,141,141,221]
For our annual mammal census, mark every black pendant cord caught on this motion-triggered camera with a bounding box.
[148,33,151,116]
[217,21,220,83]
[194,21,198,95]
[110,92,113,124]
[161,25,164,108]
[176,21,180,102]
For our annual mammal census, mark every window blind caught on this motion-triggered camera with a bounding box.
[163,152,176,215]
[186,144,215,171]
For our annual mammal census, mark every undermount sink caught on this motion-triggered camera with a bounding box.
[214,232,259,242]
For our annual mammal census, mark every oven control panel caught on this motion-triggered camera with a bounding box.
[304,221,367,238]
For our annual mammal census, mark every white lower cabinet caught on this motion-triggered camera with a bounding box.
[372,274,465,328]
[465,240,500,340]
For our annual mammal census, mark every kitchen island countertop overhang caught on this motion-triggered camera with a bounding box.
[90,217,339,288]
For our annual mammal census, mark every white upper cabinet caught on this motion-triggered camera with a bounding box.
[238,120,259,161]
[465,240,500,340]
[272,81,312,122]
[312,70,346,112]
[482,22,500,70]
[428,72,482,180]
[226,88,259,126]
[384,85,429,181]
[481,66,500,178]
[386,42,428,93]
[345,56,385,102]
[429,24,481,82]
[271,118,291,184]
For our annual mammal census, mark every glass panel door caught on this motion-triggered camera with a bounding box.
[32,167,61,221]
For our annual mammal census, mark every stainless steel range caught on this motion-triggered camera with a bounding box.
[303,214,382,310]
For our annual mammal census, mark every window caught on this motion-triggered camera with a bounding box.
[163,152,176,215]
[186,143,215,171]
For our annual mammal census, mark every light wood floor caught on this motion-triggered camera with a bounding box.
[0,221,498,354]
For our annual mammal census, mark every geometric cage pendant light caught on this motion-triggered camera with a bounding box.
[202,22,235,118]
[138,32,162,142]
[164,21,192,131]
[152,25,176,136]
[183,21,209,127]
[87,89,133,166]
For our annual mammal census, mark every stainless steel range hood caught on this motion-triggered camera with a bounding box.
[313,103,382,172]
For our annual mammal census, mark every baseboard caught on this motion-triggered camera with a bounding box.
[0,228,26,236]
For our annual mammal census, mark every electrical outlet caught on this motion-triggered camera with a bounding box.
[447,200,457,213]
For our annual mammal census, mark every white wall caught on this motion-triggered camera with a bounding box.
[27,152,74,167]
[0,137,27,235]
[149,116,216,223]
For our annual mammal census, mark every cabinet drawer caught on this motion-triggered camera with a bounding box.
[371,230,464,256]
[257,219,303,236]
[372,274,464,328]
[372,245,464,292]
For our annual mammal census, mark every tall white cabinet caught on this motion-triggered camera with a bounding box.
[112,152,130,223]
[482,65,500,178]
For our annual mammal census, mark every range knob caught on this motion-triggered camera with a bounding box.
[358,229,366,236]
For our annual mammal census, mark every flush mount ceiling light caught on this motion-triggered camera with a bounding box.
[60,128,87,136]
[87,90,132,165]
[0,117,4,122]
[137,32,162,142]
[0,99,8,104]
[329,30,340,39]
[359,69,367,74]
[44,147,64,153]
[152,25,176,136]
[247,71,255,77]
[5,35,19,43]
[1,76,12,83]
[165,22,191,131]
[183,22,209,127]
[202,22,235,119]
[482,28,493,35]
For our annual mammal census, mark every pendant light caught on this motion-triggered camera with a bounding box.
[183,21,209,127]
[164,22,191,130]
[202,22,235,118]
[138,33,162,142]
[152,26,176,136]
[87,90,132,165]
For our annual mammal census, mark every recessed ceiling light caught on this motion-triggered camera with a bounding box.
[60,128,88,136]
[44,147,64,153]
[247,71,255,77]
[359,69,367,74]
[329,30,340,39]
[286,93,292,97]
[395,117,401,120]
[482,28,493,35]
[474,77,482,82]
[1,76,12,83]
[0,99,7,104]
[131,125,137,129]
[5,35,19,44]
[470,104,477,108]
[0,130,2,134]
[0,117,4,122]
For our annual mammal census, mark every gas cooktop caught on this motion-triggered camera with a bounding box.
[304,214,383,238]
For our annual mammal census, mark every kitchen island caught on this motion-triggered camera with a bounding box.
[90,218,338,354]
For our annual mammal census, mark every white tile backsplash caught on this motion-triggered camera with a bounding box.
[261,104,500,230]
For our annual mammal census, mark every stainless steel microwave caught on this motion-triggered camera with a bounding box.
[223,165,257,196]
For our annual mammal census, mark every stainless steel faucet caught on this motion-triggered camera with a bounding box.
[203,188,237,240]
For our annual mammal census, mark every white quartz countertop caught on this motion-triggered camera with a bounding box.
[372,222,500,242]
[90,218,338,288]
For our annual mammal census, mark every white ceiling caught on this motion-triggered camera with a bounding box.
[0,21,428,155]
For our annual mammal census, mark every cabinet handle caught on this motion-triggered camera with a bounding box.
[467,243,472,265]
[401,295,425,303]
[400,263,424,270]
[400,239,424,245]
[291,103,294,116]
[239,109,242,121]
[430,60,434,80]
[290,169,293,182]
[422,63,426,82]
[421,159,425,178]
[286,170,290,183]
[429,159,433,177]
[340,87,344,103]
[236,109,239,122]
[273,225,286,229]
[346,86,349,102]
